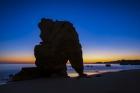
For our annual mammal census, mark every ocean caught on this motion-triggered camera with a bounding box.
[0,63,140,85]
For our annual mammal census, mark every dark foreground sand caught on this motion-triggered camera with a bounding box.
[0,69,140,93]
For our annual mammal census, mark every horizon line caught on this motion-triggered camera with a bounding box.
[1,59,140,64]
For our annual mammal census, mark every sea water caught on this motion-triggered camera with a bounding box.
[0,63,140,85]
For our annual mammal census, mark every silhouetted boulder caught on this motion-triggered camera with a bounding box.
[35,18,86,77]
[105,64,111,67]
[11,18,87,81]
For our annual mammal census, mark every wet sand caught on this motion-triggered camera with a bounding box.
[0,69,140,93]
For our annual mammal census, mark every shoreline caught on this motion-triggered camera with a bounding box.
[0,69,140,93]
[0,70,115,86]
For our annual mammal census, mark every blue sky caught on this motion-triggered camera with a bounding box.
[0,0,140,62]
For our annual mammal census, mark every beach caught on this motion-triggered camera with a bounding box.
[0,69,140,93]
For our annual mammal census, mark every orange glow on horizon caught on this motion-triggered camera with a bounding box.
[0,54,140,64]
[0,56,35,64]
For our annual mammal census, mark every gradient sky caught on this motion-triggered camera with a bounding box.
[0,0,140,63]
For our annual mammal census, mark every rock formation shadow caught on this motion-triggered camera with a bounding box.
[12,18,87,81]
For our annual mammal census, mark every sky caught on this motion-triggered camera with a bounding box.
[0,0,140,63]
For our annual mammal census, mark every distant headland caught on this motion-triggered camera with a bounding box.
[95,60,140,65]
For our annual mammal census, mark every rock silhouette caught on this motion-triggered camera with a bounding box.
[11,18,86,81]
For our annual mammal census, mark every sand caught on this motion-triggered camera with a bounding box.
[0,69,140,93]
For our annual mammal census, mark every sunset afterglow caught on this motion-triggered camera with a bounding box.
[0,0,140,64]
